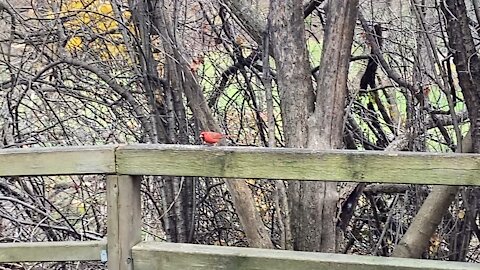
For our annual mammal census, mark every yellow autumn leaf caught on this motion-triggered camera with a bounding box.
[458,209,465,219]
[123,10,132,20]
[109,33,123,40]
[128,24,135,34]
[66,0,84,10]
[79,12,91,24]
[98,3,113,14]
[96,22,107,32]
[65,36,82,50]
[106,43,120,55]
[97,20,118,32]
[45,12,55,20]
[108,20,119,30]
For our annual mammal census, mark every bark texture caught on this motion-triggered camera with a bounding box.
[268,0,314,251]
[444,0,480,152]
[307,0,358,253]
[269,0,358,252]
[311,1,358,149]
[269,1,314,149]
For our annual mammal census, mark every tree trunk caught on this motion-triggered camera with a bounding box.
[393,0,480,258]
[150,0,273,248]
[268,0,315,251]
[443,0,480,152]
[392,186,459,258]
[307,0,358,252]
[269,0,314,150]
[269,0,358,252]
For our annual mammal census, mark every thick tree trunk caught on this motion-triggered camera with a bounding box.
[307,0,358,252]
[311,2,358,151]
[269,0,358,252]
[269,1,314,150]
[226,0,357,252]
[268,0,316,251]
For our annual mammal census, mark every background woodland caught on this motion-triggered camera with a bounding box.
[1,0,480,268]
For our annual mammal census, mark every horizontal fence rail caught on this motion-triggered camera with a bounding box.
[2,144,479,185]
[1,145,479,269]
[117,145,480,185]
[132,242,478,270]
[0,146,116,176]
[0,241,107,262]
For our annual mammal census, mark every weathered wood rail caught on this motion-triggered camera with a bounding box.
[0,145,479,270]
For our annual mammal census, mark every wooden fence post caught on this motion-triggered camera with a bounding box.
[107,175,142,270]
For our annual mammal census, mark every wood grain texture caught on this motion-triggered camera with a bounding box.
[132,242,478,270]
[117,145,480,186]
[107,175,142,270]
[0,240,106,262]
[0,145,116,176]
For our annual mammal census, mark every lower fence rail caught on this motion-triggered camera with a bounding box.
[0,240,477,270]
[131,242,478,270]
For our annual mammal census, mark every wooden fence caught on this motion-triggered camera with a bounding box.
[0,145,479,270]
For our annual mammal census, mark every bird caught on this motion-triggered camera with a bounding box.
[200,131,229,145]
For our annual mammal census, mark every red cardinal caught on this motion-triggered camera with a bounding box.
[200,131,229,145]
